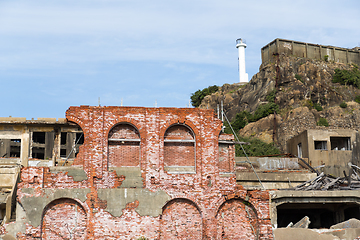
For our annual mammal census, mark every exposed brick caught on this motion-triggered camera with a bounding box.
[9,106,273,240]
[42,199,87,240]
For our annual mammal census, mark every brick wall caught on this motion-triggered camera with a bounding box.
[42,198,87,239]
[8,106,273,240]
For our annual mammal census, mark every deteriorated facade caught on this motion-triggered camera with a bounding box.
[2,106,273,239]
[287,129,360,177]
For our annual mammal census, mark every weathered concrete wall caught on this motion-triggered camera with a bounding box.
[287,129,357,176]
[270,190,360,230]
[2,106,273,239]
[262,39,360,66]
[0,118,82,167]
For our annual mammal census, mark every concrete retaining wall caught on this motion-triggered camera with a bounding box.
[262,39,360,66]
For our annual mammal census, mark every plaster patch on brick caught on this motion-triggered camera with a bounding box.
[97,188,170,217]
[49,166,88,181]
[110,167,143,188]
[20,188,90,227]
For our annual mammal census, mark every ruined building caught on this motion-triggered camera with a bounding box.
[0,106,272,239]
[261,38,360,66]
[1,38,360,239]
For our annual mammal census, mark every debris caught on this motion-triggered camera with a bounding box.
[292,216,311,229]
[285,163,360,191]
[330,218,360,229]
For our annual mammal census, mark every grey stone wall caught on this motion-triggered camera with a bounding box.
[262,38,360,66]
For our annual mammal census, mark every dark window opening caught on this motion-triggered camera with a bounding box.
[330,137,351,150]
[76,133,84,144]
[0,139,21,158]
[10,146,20,158]
[61,132,67,145]
[33,132,45,144]
[32,147,45,159]
[344,206,360,220]
[60,149,67,158]
[314,141,327,150]
[277,203,360,228]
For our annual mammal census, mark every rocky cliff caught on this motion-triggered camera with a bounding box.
[199,55,360,151]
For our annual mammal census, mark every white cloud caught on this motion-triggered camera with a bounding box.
[0,0,359,118]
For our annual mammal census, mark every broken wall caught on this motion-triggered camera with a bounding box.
[3,106,273,240]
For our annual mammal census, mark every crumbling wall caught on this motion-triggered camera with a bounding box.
[3,106,273,239]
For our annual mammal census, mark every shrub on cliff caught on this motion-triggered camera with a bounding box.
[235,136,281,157]
[313,102,323,111]
[227,89,279,133]
[340,102,347,108]
[190,85,219,107]
[266,89,277,103]
[226,103,279,134]
[355,95,360,104]
[317,118,329,127]
[332,66,360,88]
[230,111,252,131]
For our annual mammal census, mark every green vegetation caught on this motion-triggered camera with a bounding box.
[317,118,329,127]
[340,102,347,108]
[224,89,279,133]
[324,55,329,62]
[304,100,323,111]
[332,66,360,88]
[313,102,323,111]
[295,74,302,82]
[266,89,277,102]
[235,135,281,157]
[355,95,360,104]
[190,85,219,107]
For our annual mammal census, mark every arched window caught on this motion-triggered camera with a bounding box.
[216,199,259,239]
[161,199,202,238]
[164,125,195,173]
[108,124,140,167]
[41,198,87,239]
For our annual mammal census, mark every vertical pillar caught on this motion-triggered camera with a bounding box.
[45,132,54,160]
[67,132,76,158]
[52,129,61,166]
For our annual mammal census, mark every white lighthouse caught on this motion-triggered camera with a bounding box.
[236,38,249,83]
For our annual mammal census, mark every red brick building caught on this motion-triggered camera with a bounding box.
[6,106,272,239]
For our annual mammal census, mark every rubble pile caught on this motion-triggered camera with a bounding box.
[290,163,360,191]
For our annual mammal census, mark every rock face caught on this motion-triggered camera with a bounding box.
[199,55,360,151]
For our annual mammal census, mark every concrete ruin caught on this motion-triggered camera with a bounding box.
[261,38,360,66]
[287,129,360,177]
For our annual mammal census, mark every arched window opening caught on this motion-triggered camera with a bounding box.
[41,198,87,240]
[164,125,195,173]
[216,199,259,239]
[161,199,202,238]
[108,124,140,167]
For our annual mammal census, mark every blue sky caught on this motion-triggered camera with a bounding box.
[1,0,359,119]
